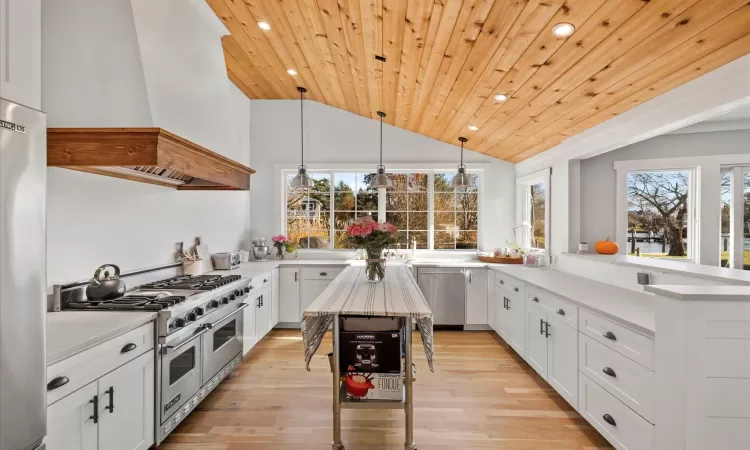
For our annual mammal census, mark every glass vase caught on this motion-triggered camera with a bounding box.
[365,258,386,283]
[275,247,284,260]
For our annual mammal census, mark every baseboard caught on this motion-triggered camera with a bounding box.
[463,324,492,331]
[274,322,301,329]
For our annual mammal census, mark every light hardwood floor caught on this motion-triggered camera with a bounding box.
[162,329,613,449]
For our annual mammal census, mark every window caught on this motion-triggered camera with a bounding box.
[283,169,481,250]
[517,169,550,252]
[385,173,429,249]
[626,170,693,261]
[434,173,478,249]
[721,166,750,270]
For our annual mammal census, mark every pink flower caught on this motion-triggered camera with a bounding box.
[272,234,287,243]
[361,225,373,236]
[350,225,362,236]
[361,215,375,223]
[388,223,398,233]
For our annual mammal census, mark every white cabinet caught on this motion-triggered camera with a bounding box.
[279,268,300,322]
[255,286,272,339]
[271,268,280,326]
[47,382,98,450]
[547,315,578,408]
[97,351,154,450]
[526,300,579,408]
[0,0,41,108]
[47,351,154,450]
[525,306,548,378]
[465,268,488,325]
[301,279,331,313]
[487,271,497,331]
[242,293,258,355]
[496,291,525,357]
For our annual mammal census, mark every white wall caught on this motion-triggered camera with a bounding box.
[42,0,252,290]
[580,130,750,246]
[248,100,516,252]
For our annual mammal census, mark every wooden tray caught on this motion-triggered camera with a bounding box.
[477,255,523,264]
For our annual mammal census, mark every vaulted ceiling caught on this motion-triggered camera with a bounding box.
[207,0,750,162]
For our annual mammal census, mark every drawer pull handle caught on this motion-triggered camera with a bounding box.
[513,287,519,292]
[120,343,137,353]
[602,414,617,427]
[320,272,327,276]
[544,321,550,338]
[47,376,70,391]
[540,319,545,335]
[602,367,617,378]
[532,296,539,302]
[556,309,565,316]
[603,331,617,341]
[263,279,268,283]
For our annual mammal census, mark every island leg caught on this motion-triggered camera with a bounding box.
[404,320,416,450]
[332,315,344,450]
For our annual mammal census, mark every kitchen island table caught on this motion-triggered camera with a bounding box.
[302,265,434,450]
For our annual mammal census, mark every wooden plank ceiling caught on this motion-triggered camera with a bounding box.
[208,0,750,162]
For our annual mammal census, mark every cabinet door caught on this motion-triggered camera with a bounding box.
[271,268,280,326]
[300,279,331,313]
[547,317,578,408]
[279,268,300,322]
[256,287,272,339]
[487,273,497,331]
[242,292,258,355]
[526,306,548,379]
[97,350,155,450]
[465,269,488,325]
[495,291,509,341]
[0,0,41,109]
[47,381,98,450]
[506,295,526,358]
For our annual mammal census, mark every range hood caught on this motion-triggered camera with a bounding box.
[47,128,255,190]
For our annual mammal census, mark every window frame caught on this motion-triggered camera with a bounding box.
[279,165,485,252]
[516,168,550,254]
[723,165,749,270]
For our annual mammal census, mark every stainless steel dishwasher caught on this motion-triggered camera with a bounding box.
[416,267,465,326]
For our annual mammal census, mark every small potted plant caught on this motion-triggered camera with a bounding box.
[272,234,292,260]
[342,216,398,282]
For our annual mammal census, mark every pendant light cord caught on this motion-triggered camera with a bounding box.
[380,113,383,166]
[300,88,304,167]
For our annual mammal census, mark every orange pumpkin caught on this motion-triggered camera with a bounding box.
[595,235,619,255]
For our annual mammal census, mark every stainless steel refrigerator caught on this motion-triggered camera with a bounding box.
[0,98,47,450]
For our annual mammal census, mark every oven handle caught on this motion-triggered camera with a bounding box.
[165,326,208,353]
[204,303,248,329]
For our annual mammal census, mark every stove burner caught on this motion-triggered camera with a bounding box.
[140,274,242,291]
[67,293,188,311]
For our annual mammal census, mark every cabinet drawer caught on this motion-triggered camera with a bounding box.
[247,271,272,292]
[301,267,344,281]
[579,310,654,370]
[526,286,578,330]
[579,374,653,450]
[579,334,654,423]
[495,272,524,296]
[47,322,155,405]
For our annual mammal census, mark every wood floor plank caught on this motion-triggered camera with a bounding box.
[163,330,612,449]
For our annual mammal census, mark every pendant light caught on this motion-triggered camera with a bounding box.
[370,111,394,189]
[450,137,471,189]
[290,86,315,190]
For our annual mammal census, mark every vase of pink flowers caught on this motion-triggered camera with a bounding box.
[272,235,291,260]
[343,216,398,282]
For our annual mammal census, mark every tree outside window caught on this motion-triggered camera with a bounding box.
[529,182,545,249]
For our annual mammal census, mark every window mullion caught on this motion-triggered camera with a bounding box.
[730,166,744,269]
[428,172,434,251]
[330,171,335,250]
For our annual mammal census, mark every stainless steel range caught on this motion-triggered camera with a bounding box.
[62,273,252,445]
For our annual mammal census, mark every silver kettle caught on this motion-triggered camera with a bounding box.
[86,264,127,300]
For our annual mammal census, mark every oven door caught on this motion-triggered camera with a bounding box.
[202,302,248,382]
[160,326,206,424]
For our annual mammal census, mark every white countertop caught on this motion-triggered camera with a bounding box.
[644,285,750,301]
[486,264,656,336]
[47,311,157,365]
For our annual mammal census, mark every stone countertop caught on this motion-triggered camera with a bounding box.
[644,285,750,301]
[487,265,656,337]
[47,311,157,365]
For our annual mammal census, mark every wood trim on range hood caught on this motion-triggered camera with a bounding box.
[47,128,255,190]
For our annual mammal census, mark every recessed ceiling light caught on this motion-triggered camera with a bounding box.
[257,21,271,31]
[494,93,508,102]
[552,23,575,37]
[287,69,298,76]
[468,125,479,131]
